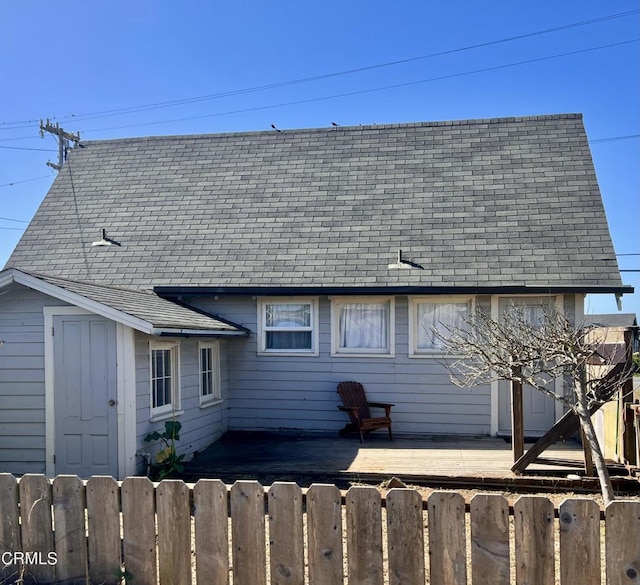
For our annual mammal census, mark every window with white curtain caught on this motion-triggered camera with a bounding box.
[332,297,394,355]
[410,298,473,354]
[257,298,318,354]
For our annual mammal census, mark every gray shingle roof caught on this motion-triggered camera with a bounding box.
[5,269,247,334]
[5,113,625,291]
[584,313,638,328]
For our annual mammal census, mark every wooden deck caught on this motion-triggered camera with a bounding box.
[180,431,588,488]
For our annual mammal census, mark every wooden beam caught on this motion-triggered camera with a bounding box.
[511,374,525,464]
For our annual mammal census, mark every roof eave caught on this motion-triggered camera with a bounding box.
[155,284,635,297]
[152,328,250,338]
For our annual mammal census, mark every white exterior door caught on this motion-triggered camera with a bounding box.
[53,314,118,477]
[497,297,557,437]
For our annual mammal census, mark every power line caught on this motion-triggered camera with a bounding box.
[0,216,29,223]
[0,145,56,152]
[81,39,639,135]
[0,9,637,130]
[591,134,640,144]
[0,226,25,231]
[0,175,52,188]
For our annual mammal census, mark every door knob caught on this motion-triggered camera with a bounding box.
[108,399,116,407]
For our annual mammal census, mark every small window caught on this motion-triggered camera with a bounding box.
[258,298,318,355]
[150,342,180,417]
[410,298,473,354]
[199,341,221,405]
[332,297,394,356]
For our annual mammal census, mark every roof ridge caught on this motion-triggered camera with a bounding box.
[79,113,583,145]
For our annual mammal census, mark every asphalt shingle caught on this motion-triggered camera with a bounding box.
[5,114,624,291]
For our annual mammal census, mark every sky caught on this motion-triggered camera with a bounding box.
[1,1,638,317]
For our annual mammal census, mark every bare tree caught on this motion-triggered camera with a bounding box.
[437,305,634,504]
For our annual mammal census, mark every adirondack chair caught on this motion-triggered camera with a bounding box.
[337,381,394,443]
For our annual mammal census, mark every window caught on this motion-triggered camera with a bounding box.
[410,297,473,355]
[199,341,221,405]
[332,297,394,356]
[150,342,180,417]
[258,298,318,355]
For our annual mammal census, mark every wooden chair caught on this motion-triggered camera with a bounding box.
[336,381,394,443]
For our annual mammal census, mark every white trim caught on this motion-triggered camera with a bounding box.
[257,297,319,356]
[117,323,137,478]
[149,340,181,419]
[198,340,221,406]
[330,296,396,357]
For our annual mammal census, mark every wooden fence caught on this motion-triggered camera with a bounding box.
[0,474,638,585]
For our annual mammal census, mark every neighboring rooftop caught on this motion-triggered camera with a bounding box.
[584,313,638,328]
[5,113,628,292]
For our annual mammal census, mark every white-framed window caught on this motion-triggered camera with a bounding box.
[331,297,395,356]
[409,297,474,355]
[149,341,180,418]
[199,341,221,405]
[257,298,319,355]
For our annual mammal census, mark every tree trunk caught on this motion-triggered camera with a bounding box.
[574,397,615,505]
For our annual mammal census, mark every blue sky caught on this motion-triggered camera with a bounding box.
[1,1,638,316]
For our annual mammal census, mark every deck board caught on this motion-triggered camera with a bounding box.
[182,432,585,482]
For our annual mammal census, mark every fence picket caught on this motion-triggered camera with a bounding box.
[53,475,88,584]
[306,484,343,585]
[428,491,467,585]
[157,479,192,585]
[470,494,509,585]
[121,476,157,585]
[514,496,555,585]
[19,474,55,583]
[0,474,21,584]
[558,498,600,585]
[194,479,229,585]
[605,500,640,585]
[268,482,304,585]
[386,488,425,585]
[86,476,122,585]
[346,486,384,585]
[231,480,267,585]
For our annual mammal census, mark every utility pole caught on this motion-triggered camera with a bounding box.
[39,119,80,171]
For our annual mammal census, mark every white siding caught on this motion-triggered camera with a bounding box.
[134,332,230,471]
[190,295,493,437]
[0,283,69,474]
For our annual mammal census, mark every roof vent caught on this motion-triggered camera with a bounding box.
[91,229,121,248]
[388,249,423,270]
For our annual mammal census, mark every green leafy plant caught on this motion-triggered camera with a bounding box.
[143,420,185,480]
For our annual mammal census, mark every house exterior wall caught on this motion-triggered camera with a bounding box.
[134,332,230,472]
[189,295,494,437]
[0,283,69,474]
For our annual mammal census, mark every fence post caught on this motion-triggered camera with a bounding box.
[428,491,467,585]
[157,479,192,585]
[121,476,157,585]
[53,475,88,584]
[605,500,640,585]
[307,484,343,585]
[19,474,55,583]
[514,496,555,585]
[387,488,425,585]
[86,476,122,585]
[0,474,21,584]
[194,479,229,585]
[268,482,304,585]
[346,486,383,585]
[470,493,509,585]
[231,480,267,585]
[559,498,600,585]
